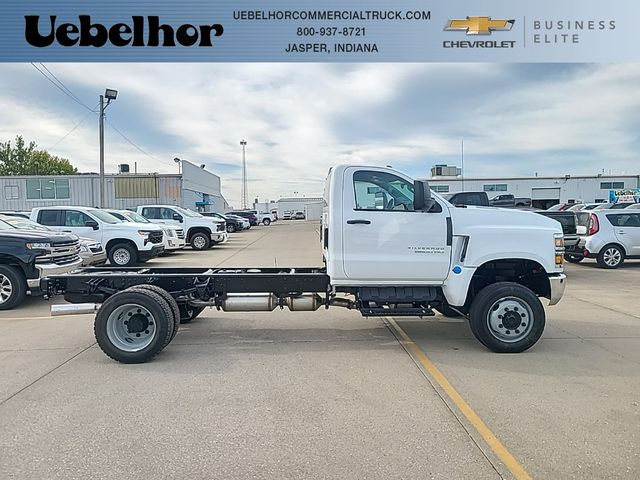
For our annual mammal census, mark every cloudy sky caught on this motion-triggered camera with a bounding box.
[0,63,638,206]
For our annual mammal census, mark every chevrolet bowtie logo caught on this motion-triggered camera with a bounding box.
[444,17,515,35]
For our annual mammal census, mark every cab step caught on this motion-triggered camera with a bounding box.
[360,307,435,317]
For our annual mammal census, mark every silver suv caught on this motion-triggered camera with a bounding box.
[578,211,640,268]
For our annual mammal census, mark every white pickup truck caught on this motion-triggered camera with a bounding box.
[46,164,566,363]
[31,206,164,267]
[136,205,227,250]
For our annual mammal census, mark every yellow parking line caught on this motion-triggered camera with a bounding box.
[386,317,532,480]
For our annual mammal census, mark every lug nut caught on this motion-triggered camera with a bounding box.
[505,330,511,334]
[498,324,503,328]
[521,322,526,327]
[127,312,132,316]
[521,313,526,317]
[124,320,128,325]
[136,333,141,337]
[145,330,149,334]
[515,329,520,334]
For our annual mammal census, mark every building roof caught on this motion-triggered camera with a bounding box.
[277,197,323,202]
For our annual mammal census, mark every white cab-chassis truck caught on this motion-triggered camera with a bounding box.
[45,165,567,363]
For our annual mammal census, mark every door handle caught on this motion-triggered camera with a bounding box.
[346,219,371,225]
[617,231,626,234]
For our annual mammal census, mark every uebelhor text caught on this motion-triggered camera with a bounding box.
[24,16,224,48]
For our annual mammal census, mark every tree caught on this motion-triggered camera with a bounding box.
[0,136,77,175]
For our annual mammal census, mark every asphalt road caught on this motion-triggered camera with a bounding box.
[0,221,638,479]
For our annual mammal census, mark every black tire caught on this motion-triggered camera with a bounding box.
[469,282,545,353]
[564,254,584,264]
[94,289,175,363]
[0,265,27,310]
[108,242,137,267]
[190,232,210,250]
[262,218,271,226]
[178,305,206,324]
[596,244,624,269]
[434,303,462,318]
[128,285,180,344]
[227,224,236,233]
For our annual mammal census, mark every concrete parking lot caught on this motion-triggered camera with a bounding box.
[1,221,638,479]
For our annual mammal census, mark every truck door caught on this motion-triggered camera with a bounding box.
[62,210,100,241]
[342,167,452,283]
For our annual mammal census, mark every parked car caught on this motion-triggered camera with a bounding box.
[106,209,185,253]
[576,210,640,268]
[535,211,582,263]
[225,214,251,230]
[293,211,306,220]
[0,211,31,219]
[593,203,614,210]
[137,205,227,250]
[201,212,246,233]
[0,215,106,266]
[282,211,292,220]
[546,203,575,211]
[31,206,164,267]
[443,191,489,207]
[0,220,82,309]
[249,209,275,226]
[609,202,637,210]
[568,202,607,211]
[226,210,259,226]
[624,203,640,210]
[489,194,532,208]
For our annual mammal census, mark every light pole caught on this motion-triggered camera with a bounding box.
[173,157,182,174]
[240,139,248,209]
[99,88,118,208]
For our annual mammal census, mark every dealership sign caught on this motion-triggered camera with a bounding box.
[609,188,640,203]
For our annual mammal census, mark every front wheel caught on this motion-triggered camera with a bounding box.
[108,243,137,267]
[227,224,236,233]
[262,218,271,226]
[596,244,624,269]
[0,265,27,310]
[190,232,210,250]
[469,282,545,353]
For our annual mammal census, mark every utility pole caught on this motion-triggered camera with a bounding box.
[98,88,118,208]
[461,140,465,192]
[240,139,248,209]
[99,94,105,208]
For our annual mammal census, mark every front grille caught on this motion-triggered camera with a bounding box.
[52,240,79,248]
[216,223,226,232]
[148,231,163,244]
[36,253,80,266]
[176,229,185,239]
[36,240,80,266]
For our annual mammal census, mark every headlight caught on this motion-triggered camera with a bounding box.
[137,230,151,237]
[26,242,50,249]
[79,244,89,252]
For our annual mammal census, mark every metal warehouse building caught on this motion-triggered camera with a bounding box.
[428,169,640,209]
[0,160,228,213]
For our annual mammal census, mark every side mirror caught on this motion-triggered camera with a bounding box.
[85,220,99,230]
[172,213,183,222]
[414,180,435,212]
[576,225,587,235]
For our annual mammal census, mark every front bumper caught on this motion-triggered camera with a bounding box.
[547,273,567,306]
[80,249,107,266]
[138,245,165,261]
[165,238,186,250]
[211,232,228,244]
[29,257,83,289]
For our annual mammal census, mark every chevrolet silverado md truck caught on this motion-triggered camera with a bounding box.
[45,165,566,363]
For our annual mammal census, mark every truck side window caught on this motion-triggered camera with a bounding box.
[353,170,415,211]
[142,207,159,219]
[38,210,62,226]
[159,208,175,220]
[64,210,92,227]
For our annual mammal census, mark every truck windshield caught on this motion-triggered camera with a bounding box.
[122,211,151,223]
[90,210,122,224]
[0,217,50,231]
[0,219,14,230]
[175,206,202,217]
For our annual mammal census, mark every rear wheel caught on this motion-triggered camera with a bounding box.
[227,224,236,233]
[0,265,27,310]
[596,244,624,269]
[94,289,175,363]
[108,243,137,267]
[262,218,271,226]
[469,282,545,353]
[128,285,180,344]
[190,232,210,250]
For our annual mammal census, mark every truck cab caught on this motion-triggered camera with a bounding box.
[30,207,164,267]
[137,205,227,250]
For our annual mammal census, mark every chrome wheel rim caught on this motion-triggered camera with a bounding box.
[193,236,206,249]
[603,248,621,266]
[486,296,534,343]
[106,303,156,352]
[113,248,131,265]
[0,274,13,304]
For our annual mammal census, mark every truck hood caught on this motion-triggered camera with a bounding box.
[0,229,79,243]
[450,206,562,234]
[107,222,162,231]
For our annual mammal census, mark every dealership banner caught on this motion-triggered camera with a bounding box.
[609,189,640,204]
[1,0,639,62]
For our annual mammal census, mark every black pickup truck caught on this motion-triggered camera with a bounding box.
[535,210,582,262]
[0,223,82,309]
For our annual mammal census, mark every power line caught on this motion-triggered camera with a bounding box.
[105,120,173,166]
[38,63,95,112]
[30,63,95,112]
[48,105,99,151]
